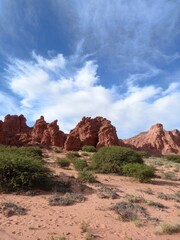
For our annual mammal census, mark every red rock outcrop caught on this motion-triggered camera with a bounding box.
[123,123,180,155]
[0,114,31,145]
[64,117,119,150]
[31,116,66,147]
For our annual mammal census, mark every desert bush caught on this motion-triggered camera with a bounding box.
[97,187,119,199]
[0,146,52,192]
[78,170,97,183]
[90,146,143,174]
[64,192,87,202]
[147,201,166,209]
[136,150,150,158]
[157,192,180,202]
[73,159,88,171]
[155,223,180,235]
[66,151,81,159]
[164,155,180,163]
[126,194,146,203]
[56,158,71,168]
[122,163,155,183]
[48,195,73,206]
[82,145,97,152]
[0,202,27,217]
[111,202,148,222]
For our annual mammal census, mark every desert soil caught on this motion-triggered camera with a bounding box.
[0,149,179,240]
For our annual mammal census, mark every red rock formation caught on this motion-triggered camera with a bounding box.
[31,116,66,147]
[123,123,180,155]
[64,117,119,150]
[0,114,31,145]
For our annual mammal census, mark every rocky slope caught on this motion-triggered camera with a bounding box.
[0,114,179,155]
[123,123,180,155]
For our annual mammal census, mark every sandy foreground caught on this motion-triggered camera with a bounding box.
[0,149,179,240]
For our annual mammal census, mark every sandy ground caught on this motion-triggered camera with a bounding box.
[0,149,179,240]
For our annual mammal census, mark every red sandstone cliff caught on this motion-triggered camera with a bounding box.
[123,123,180,155]
[0,114,179,155]
[64,117,119,150]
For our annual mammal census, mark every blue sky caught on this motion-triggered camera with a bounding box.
[0,0,180,138]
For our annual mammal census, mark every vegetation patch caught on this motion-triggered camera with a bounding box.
[0,202,27,217]
[97,187,120,199]
[164,155,180,163]
[155,223,180,235]
[73,158,88,171]
[162,172,178,181]
[157,192,180,202]
[82,145,97,152]
[78,170,97,183]
[125,194,146,203]
[0,146,52,192]
[49,192,86,206]
[122,163,155,183]
[56,158,71,168]
[111,201,148,222]
[90,146,143,174]
[147,201,167,209]
[66,151,81,159]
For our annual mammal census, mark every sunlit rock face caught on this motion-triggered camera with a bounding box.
[123,123,180,155]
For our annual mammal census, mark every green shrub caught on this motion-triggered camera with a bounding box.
[82,145,97,152]
[73,159,88,171]
[90,146,143,174]
[56,158,71,168]
[78,170,97,183]
[122,163,155,183]
[66,151,81,159]
[164,155,180,163]
[0,146,52,192]
[136,150,150,158]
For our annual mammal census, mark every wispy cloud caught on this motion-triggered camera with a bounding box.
[3,52,180,138]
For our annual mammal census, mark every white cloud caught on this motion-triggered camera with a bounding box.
[3,53,180,138]
[0,92,18,118]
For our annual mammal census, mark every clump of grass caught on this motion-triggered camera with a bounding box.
[136,188,154,195]
[56,158,71,168]
[111,201,148,222]
[66,151,81,159]
[132,216,143,227]
[81,221,93,240]
[164,155,180,163]
[0,202,27,217]
[155,223,180,235]
[82,145,97,152]
[147,201,166,209]
[157,192,180,202]
[50,236,67,240]
[73,158,88,171]
[78,170,97,183]
[162,172,178,181]
[126,194,146,203]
